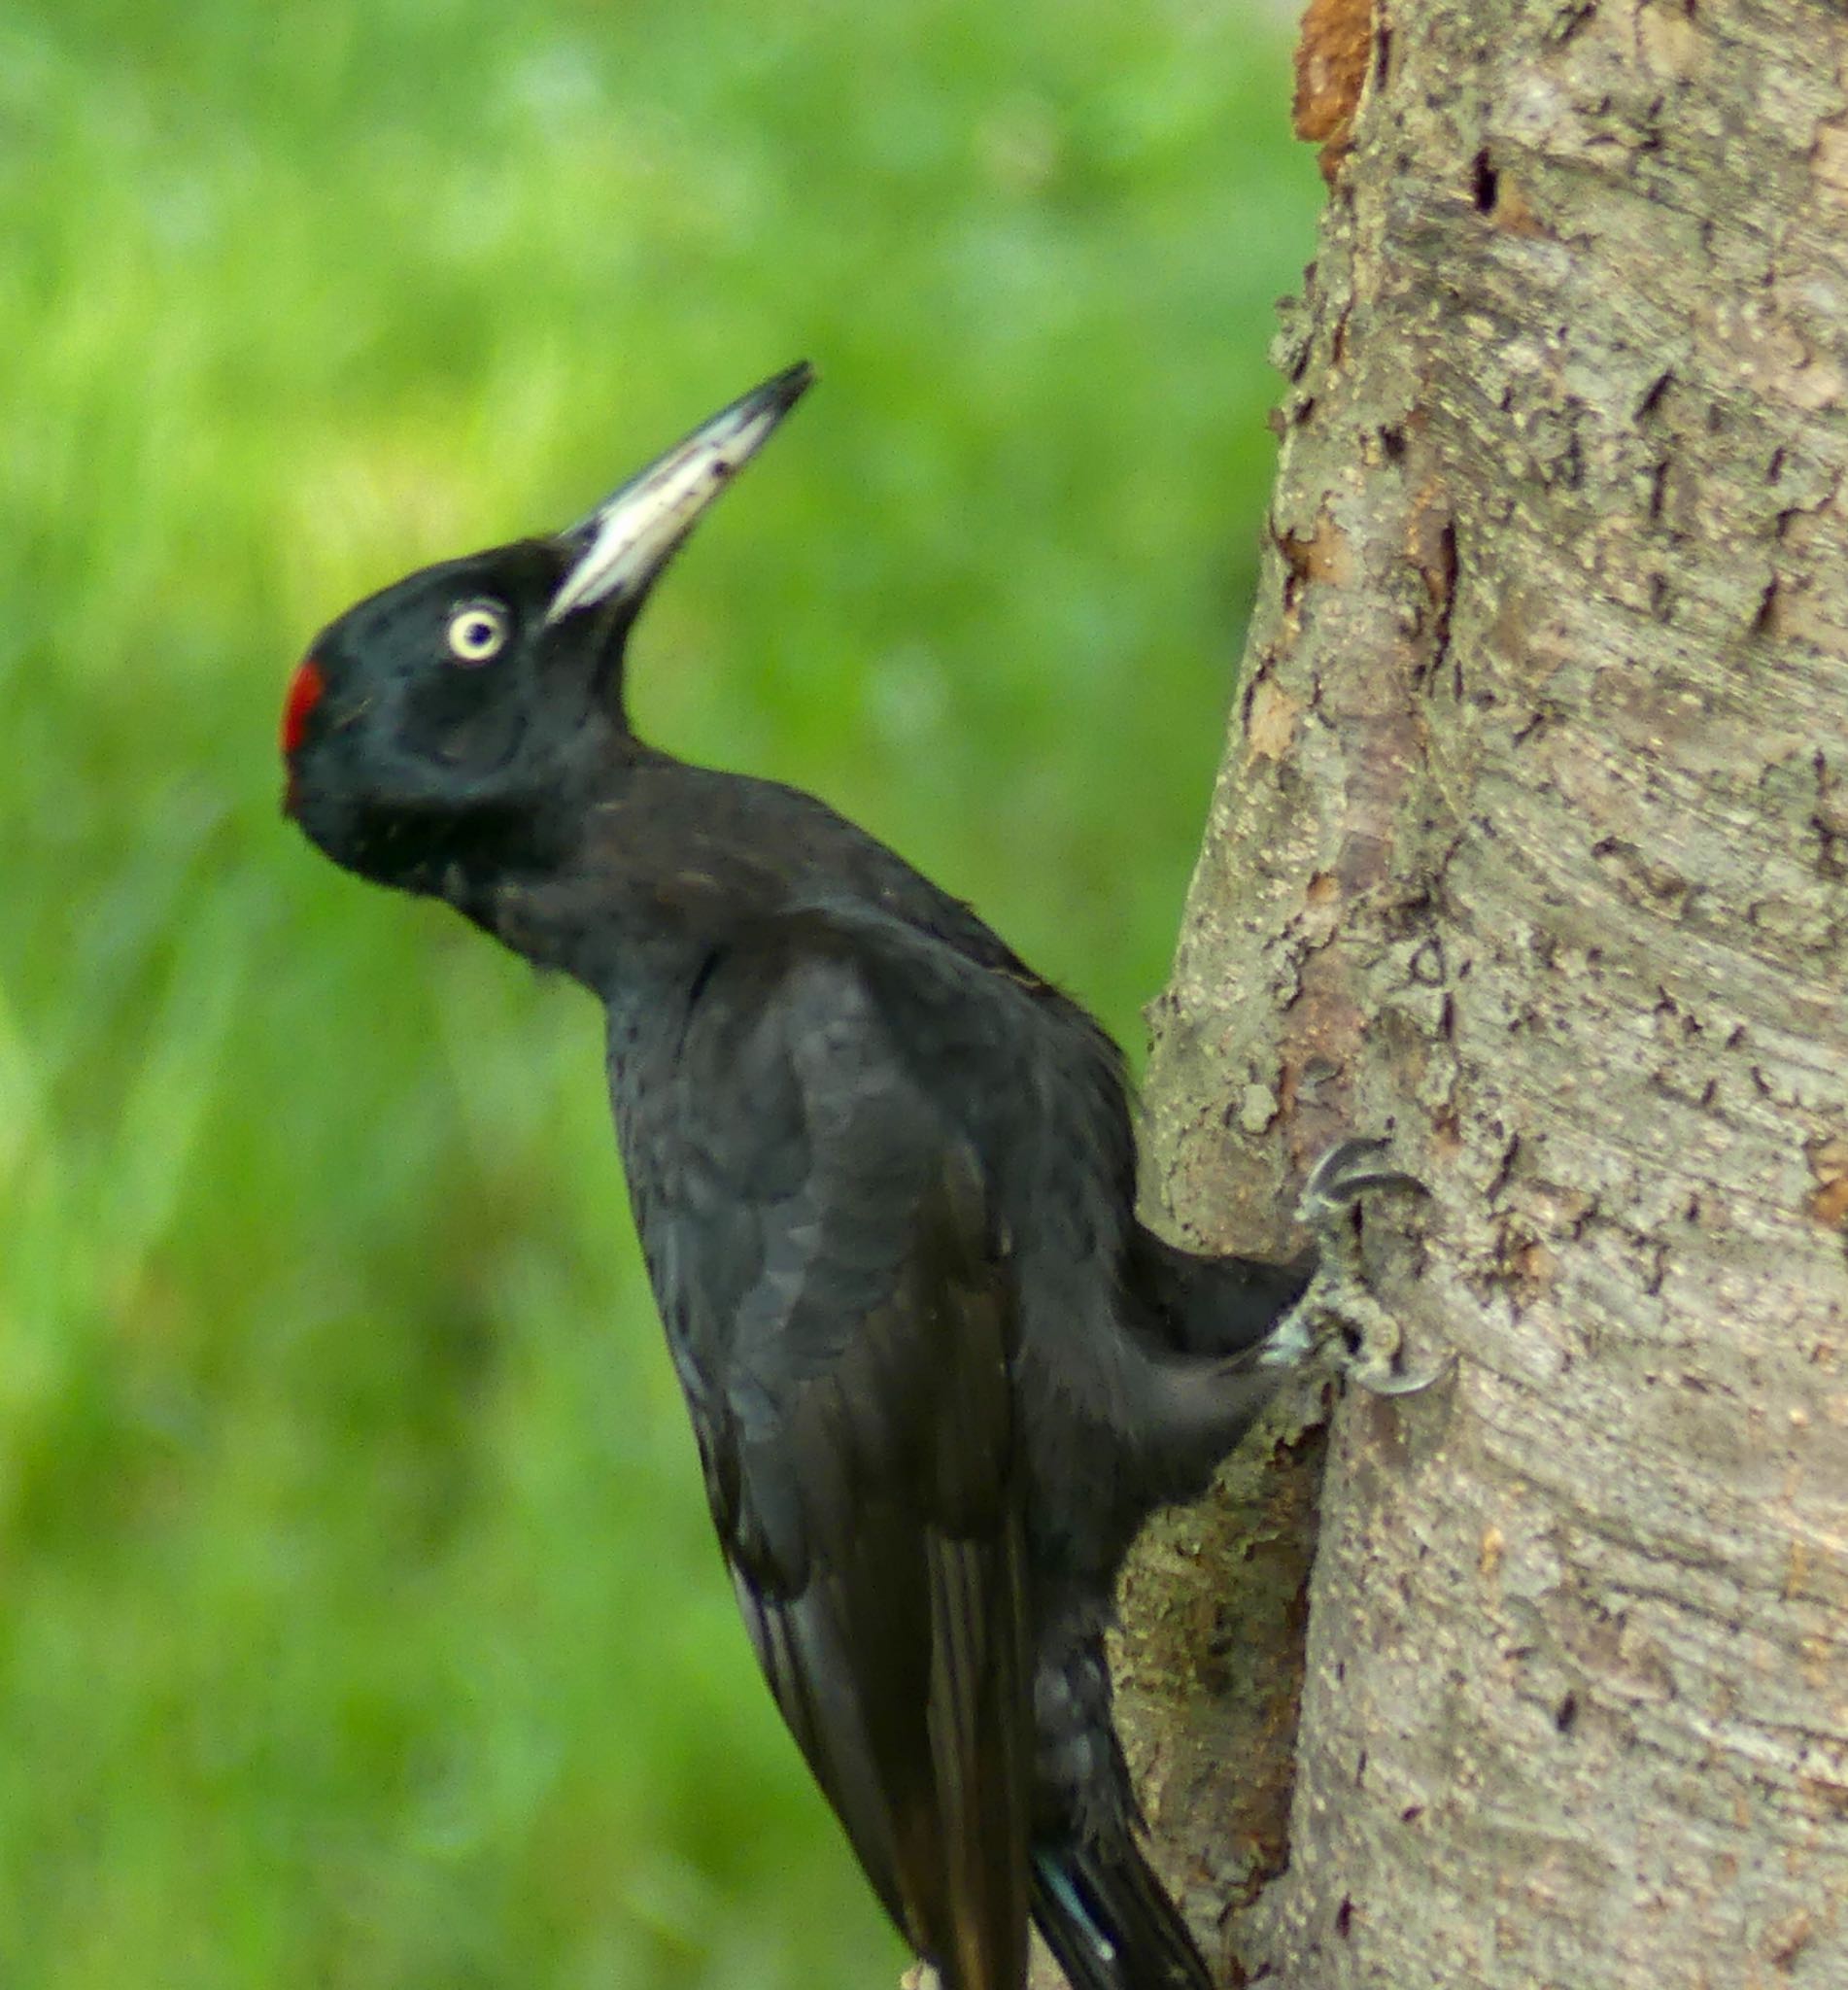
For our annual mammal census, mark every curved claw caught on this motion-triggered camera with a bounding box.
[1346,1348,1453,1397]
[1299,1138,1427,1220]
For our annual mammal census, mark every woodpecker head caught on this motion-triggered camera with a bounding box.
[281,361,812,891]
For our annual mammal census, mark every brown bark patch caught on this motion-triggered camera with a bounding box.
[1280,508,1351,593]
[1293,0,1374,180]
[1808,1137,1848,1229]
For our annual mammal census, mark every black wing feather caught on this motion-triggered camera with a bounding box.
[660,930,1032,1990]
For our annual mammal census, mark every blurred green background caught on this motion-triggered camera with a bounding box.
[0,3,1318,1985]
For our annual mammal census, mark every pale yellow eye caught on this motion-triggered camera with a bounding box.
[446,600,509,665]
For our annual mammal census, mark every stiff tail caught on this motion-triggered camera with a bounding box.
[1030,1838,1215,1990]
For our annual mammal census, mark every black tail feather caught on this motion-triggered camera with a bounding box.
[1030,1838,1215,1990]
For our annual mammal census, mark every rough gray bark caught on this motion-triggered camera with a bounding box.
[1129,2,1848,1985]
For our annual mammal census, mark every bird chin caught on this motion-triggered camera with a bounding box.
[281,785,403,892]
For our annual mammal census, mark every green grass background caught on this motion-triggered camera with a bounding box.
[0,4,1319,1984]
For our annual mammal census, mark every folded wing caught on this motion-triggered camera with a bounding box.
[657,929,1033,1990]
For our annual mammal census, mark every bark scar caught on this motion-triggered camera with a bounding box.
[1407,493,1458,692]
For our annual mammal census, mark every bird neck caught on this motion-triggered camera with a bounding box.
[447,749,799,998]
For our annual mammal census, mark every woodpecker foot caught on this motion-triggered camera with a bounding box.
[1260,1139,1445,1395]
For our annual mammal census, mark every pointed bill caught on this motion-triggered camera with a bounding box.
[545,361,815,625]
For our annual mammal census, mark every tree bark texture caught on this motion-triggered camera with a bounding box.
[1133,2,1848,1985]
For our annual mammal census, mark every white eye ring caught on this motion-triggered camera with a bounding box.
[446,600,510,665]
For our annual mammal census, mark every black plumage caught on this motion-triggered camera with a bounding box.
[283,366,1359,1990]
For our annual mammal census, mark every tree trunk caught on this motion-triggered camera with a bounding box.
[1131,2,1848,1984]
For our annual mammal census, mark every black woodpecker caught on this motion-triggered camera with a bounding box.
[282,365,1425,1990]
